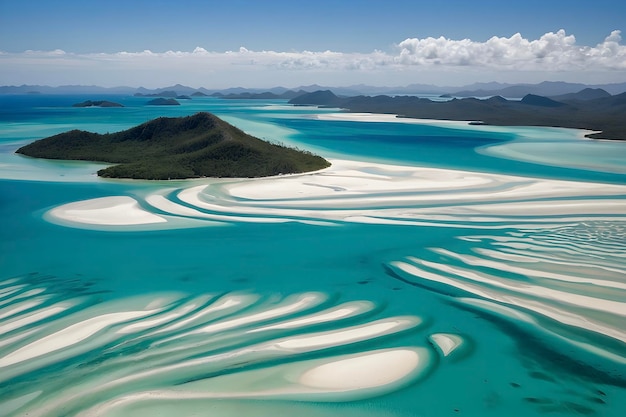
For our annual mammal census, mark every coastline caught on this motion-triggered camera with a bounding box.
[315,111,604,139]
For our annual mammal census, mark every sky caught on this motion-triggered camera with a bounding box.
[1,0,625,88]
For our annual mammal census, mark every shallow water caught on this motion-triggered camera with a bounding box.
[0,95,624,417]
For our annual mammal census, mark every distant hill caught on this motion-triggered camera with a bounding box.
[289,91,626,140]
[72,100,123,108]
[289,90,345,106]
[451,81,626,98]
[550,88,611,101]
[16,112,330,180]
[135,90,180,97]
[219,90,305,100]
[520,94,566,107]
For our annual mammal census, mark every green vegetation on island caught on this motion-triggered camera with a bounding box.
[289,90,626,140]
[146,98,180,106]
[72,100,124,108]
[16,112,330,180]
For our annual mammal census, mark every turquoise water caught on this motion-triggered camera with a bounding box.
[0,95,625,417]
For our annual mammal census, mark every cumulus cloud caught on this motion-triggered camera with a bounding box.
[395,30,626,70]
[0,30,624,87]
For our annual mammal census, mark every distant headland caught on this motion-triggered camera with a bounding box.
[16,112,330,180]
[288,90,626,140]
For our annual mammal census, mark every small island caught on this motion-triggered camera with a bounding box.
[146,98,180,106]
[73,100,124,108]
[16,112,330,180]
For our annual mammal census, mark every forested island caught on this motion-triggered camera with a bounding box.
[289,90,626,140]
[72,100,123,107]
[146,98,180,106]
[16,112,330,180]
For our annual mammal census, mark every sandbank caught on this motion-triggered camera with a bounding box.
[250,301,375,332]
[407,256,626,315]
[0,278,19,287]
[48,196,166,226]
[74,347,430,415]
[150,295,256,336]
[391,260,626,344]
[460,297,626,365]
[435,248,626,290]
[117,303,198,334]
[275,316,418,351]
[0,302,73,335]
[0,307,161,367]
[316,112,480,129]
[44,157,626,229]
[0,329,38,349]
[190,293,325,335]
[0,298,48,320]
[0,288,46,308]
[298,348,420,390]
[428,333,464,357]
[0,284,25,298]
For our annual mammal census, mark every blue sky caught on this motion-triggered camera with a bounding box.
[1,0,625,88]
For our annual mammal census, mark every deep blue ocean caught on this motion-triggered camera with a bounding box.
[0,95,625,417]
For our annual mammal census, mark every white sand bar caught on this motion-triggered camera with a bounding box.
[0,298,48,320]
[299,348,421,390]
[74,347,430,416]
[43,157,626,230]
[392,260,626,344]
[0,302,74,335]
[316,112,480,128]
[117,303,198,334]
[194,293,325,335]
[49,196,167,226]
[150,295,255,336]
[0,308,160,367]
[275,316,419,351]
[429,333,464,357]
[250,301,374,333]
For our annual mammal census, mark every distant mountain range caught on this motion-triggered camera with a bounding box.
[3,81,626,97]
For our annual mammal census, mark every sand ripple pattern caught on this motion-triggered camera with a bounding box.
[46,160,626,230]
[388,220,626,382]
[0,275,457,417]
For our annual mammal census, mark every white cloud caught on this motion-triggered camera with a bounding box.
[395,30,626,70]
[0,30,624,87]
